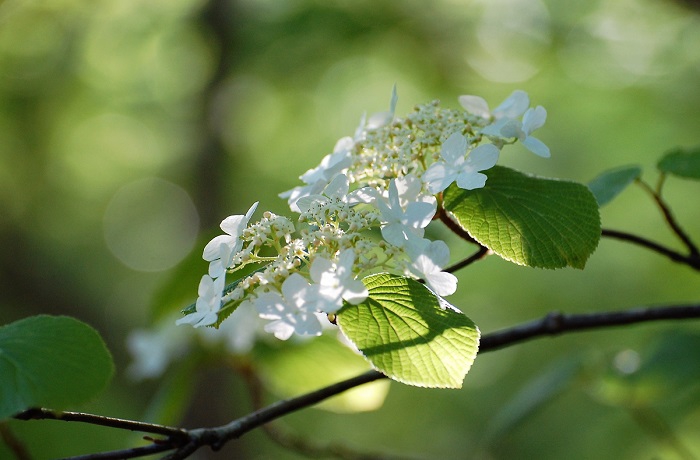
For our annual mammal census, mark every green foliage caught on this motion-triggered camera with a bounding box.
[588,165,642,207]
[0,315,113,420]
[337,274,479,389]
[657,147,700,180]
[443,166,601,269]
[255,335,390,412]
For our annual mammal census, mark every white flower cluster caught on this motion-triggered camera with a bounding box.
[177,88,549,341]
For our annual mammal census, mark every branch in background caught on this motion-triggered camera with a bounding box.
[445,245,490,273]
[15,303,700,459]
[601,229,700,270]
[636,179,700,257]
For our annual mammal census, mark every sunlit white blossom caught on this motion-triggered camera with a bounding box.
[203,202,258,278]
[519,107,550,158]
[459,90,529,120]
[309,249,368,312]
[422,133,500,193]
[176,274,225,328]
[255,273,324,340]
[406,239,457,296]
[373,179,436,247]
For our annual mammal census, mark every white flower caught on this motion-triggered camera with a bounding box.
[373,179,436,247]
[255,273,323,340]
[309,249,368,313]
[406,239,457,296]
[176,274,225,328]
[296,173,373,213]
[203,202,258,278]
[127,316,194,380]
[422,133,499,193]
[281,138,354,212]
[459,90,529,120]
[393,174,436,209]
[518,106,550,158]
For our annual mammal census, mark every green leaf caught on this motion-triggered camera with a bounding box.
[657,146,700,179]
[337,274,479,389]
[254,335,390,413]
[588,165,642,207]
[0,315,114,419]
[443,165,601,269]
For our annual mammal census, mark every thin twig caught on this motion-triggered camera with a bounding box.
[480,304,700,352]
[601,229,700,270]
[0,422,31,460]
[14,408,188,442]
[445,245,491,273]
[636,179,699,256]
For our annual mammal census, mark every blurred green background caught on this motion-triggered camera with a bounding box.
[1,0,700,458]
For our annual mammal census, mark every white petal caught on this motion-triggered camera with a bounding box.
[389,83,398,115]
[458,95,490,118]
[426,239,451,267]
[426,272,458,296]
[202,235,234,261]
[441,133,468,164]
[323,173,349,198]
[423,163,456,194]
[264,320,295,340]
[522,106,547,134]
[493,90,529,119]
[465,144,500,171]
[309,256,333,284]
[281,273,312,303]
[381,224,409,247]
[522,136,551,158]
[341,279,368,305]
[456,172,488,190]
[404,201,437,229]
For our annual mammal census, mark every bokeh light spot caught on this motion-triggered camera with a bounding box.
[103,177,199,272]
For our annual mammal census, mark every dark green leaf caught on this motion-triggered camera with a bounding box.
[0,315,114,419]
[443,165,601,269]
[588,165,642,206]
[657,147,700,179]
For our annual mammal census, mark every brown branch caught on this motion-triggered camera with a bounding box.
[444,245,490,273]
[14,303,700,459]
[601,228,700,270]
[636,179,699,257]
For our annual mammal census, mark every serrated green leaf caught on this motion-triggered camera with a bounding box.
[588,165,642,207]
[337,274,479,389]
[0,315,114,419]
[254,335,390,412]
[443,165,601,269]
[657,147,700,179]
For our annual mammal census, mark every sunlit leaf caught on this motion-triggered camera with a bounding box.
[443,165,601,269]
[337,274,479,389]
[588,165,642,206]
[255,335,390,413]
[657,147,700,180]
[0,315,114,419]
